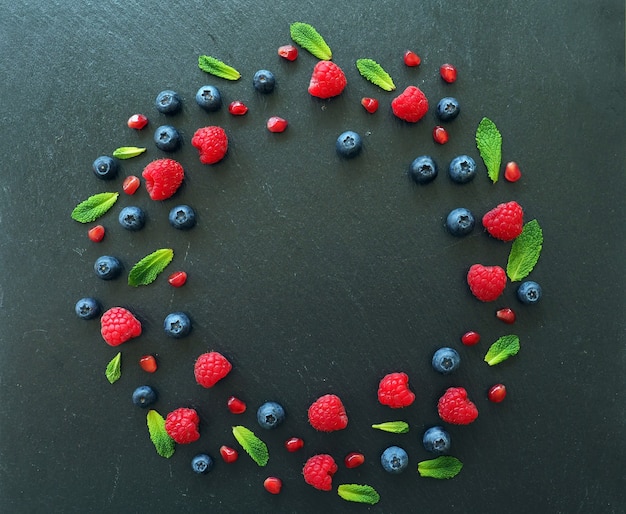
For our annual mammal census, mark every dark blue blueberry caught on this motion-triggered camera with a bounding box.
[195,85,222,112]
[163,312,191,338]
[256,401,285,429]
[92,155,118,180]
[517,280,542,304]
[422,426,451,454]
[448,155,477,184]
[336,130,362,158]
[436,97,460,121]
[155,90,181,114]
[118,206,145,231]
[253,69,276,93]
[74,297,101,320]
[409,155,438,184]
[432,347,461,375]
[132,385,157,408]
[191,454,214,474]
[94,255,122,280]
[446,207,475,236]
[380,446,408,474]
[168,205,196,230]
[154,125,181,152]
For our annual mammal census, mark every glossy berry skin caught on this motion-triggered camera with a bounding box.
[432,125,449,145]
[88,225,105,242]
[219,445,239,463]
[403,50,421,67]
[132,385,157,408]
[488,383,507,403]
[263,477,282,495]
[422,426,451,454]
[168,205,196,230]
[154,125,181,152]
[496,308,516,324]
[409,155,438,184]
[118,206,145,231]
[380,446,409,474]
[253,69,276,93]
[504,161,522,182]
[155,90,181,114]
[195,85,222,112]
[432,347,461,375]
[191,454,214,474]
[436,97,460,121]
[448,155,477,184]
[122,175,140,195]
[92,156,118,180]
[163,312,191,338]
[94,255,122,280]
[139,355,158,373]
[285,437,304,452]
[461,331,481,346]
[336,130,362,158]
[360,97,379,113]
[344,452,365,468]
[127,114,148,130]
[517,280,542,304]
[440,63,458,83]
[227,396,247,414]
[75,297,101,320]
[228,101,248,116]
[257,401,286,429]
[167,271,187,287]
[267,116,288,133]
[446,208,475,237]
[278,44,298,61]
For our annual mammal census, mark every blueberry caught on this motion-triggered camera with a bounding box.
[163,312,191,338]
[132,385,157,408]
[432,347,461,374]
[336,130,362,158]
[155,90,182,114]
[409,155,438,184]
[422,426,451,454]
[436,97,460,121]
[195,85,222,112]
[517,280,542,304]
[253,69,276,93]
[168,205,196,230]
[446,207,475,236]
[448,155,477,184]
[74,297,101,320]
[191,454,214,474]
[380,446,409,474]
[94,255,122,280]
[92,156,118,180]
[118,206,145,231]
[154,125,181,152]
[256,401,285,430]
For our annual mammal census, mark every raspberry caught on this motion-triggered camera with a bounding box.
[467,264,507,302]
[307,394,348,432]
[391,85,429,123]
[482,201,524,241]
[165,407,200,444]
[437,387,479,425]
[377,372,415,408]
[194,351,232,388]
[100,307,142,346]
[308,61,347,99]
[141,158,184,201]
[302,454,338,491]
[191,126,228,165]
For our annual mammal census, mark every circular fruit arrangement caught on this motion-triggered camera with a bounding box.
[71,22,544,507]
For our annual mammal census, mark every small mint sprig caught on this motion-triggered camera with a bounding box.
[112,146,146,159]
[418,456,463,479]
[105,352,122,384]
[476,117,502,183]
[371,421,409,433]
[356,58,396,91]
[71,192,119,223]
[128,248,174,287]
[337,484,380,505]
[290,22,332,60]
[507,220,543,281]
[484,335,520,366]
[147,410,175,458]
[198,55,241,80]
[232,425,269,466]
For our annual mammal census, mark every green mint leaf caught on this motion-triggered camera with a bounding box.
[290,22,332,60]
[105,352,122,384]
[198,55,241,80]
[356,58,396,91]
[232,425,269,466]
[476,117,503,183]
[371,421,409,434]
[507,219,543,281]
[417,456,463,479]
[128,248,174,287]
[484,335,520,366]
[71,192,119,223]
[147,410,175,458]
[112,146,146,159]
[337,484,380,505]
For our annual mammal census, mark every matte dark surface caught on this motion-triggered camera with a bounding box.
[1,1,624,512]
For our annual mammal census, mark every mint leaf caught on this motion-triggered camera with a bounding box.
[147,410,175,458]
[476,117,502,183]
[198,55,241,80]
[105,352,121,384]
[232,425,269,466]
[418,456,463,479]
[507,219,543,281]
[128,248,174,287]
[71,192,119,223]
[337,484,380,505]
[112,146,146,159]
[484,335,520,366]
[290,22,332,60]
[356,58,396,91]
[371,421,409,434]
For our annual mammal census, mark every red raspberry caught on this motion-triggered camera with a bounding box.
[165,407,200,444]
[307,394,348,432]
[194,351,232,388]
[467,264,507,302]
[141,158,184,201]
[391,85,429,123]
[191,126,228,165]
[302,454,338,491]
[377,372,415,408]
[308,61,347,99]
[100,307,142,346]
[437,387,479,425]
[482,201,524,241]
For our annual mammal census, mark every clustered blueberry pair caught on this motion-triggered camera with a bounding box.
[409,154,477,185]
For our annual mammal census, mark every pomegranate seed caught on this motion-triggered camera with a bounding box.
[267,116,288,133]
[278,44,298,61]
[88,225,105,243]
[219,445,239,463]
[403,50,421,67]
[344,452,365,468]
[496,308,516,324]
[440,63,458,83]
[167,271,187,288]
[122,175,140,195]
[504,161,522,182]
[488,383,507,403]
[228,101,248,116]
[461,331,481,346]
[432,125,449,145]
[263,476,283,494]
[227,396,247,414]
[284,437,304,452]
[139,355,158,373]
[127,113,148,130]
[360,97,379,114]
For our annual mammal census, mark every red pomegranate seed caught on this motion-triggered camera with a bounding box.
[122,175,141,195]
[488,383,507,403]
[278,44,298,61]
[461,331,481,346]
[88,225,105,243]
[219,446,239,463]
[344,452,365,468]
[227,396,247,414]
[167,271,187,288]
[432,125,449,145]
[267,116,288,133]
[403,50,421,67]
[440,63,458,83]
[263,477,283,494]
[504,161,522,182]
[139,355,158,373]
[127,113,148,130]
[496,308,516,324]
[360,97,379,114]
[228,101,248,116]
[284,437,304,452]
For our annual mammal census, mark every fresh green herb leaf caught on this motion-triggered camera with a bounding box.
[112,146,146,159]
[71,192,119,223]
[476,117,503,183]
[198,55,241,80]
[356,58,396,91]
[371,421,409,433]
[128,248,174,287]
[147,410,175,458]
[290,22,332,60]
[417,456,463,479]
[232,425,269,466]
[105,352,122,384]
[507,219,543,281]
[337,484,380,505]
[484,335,520,366]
